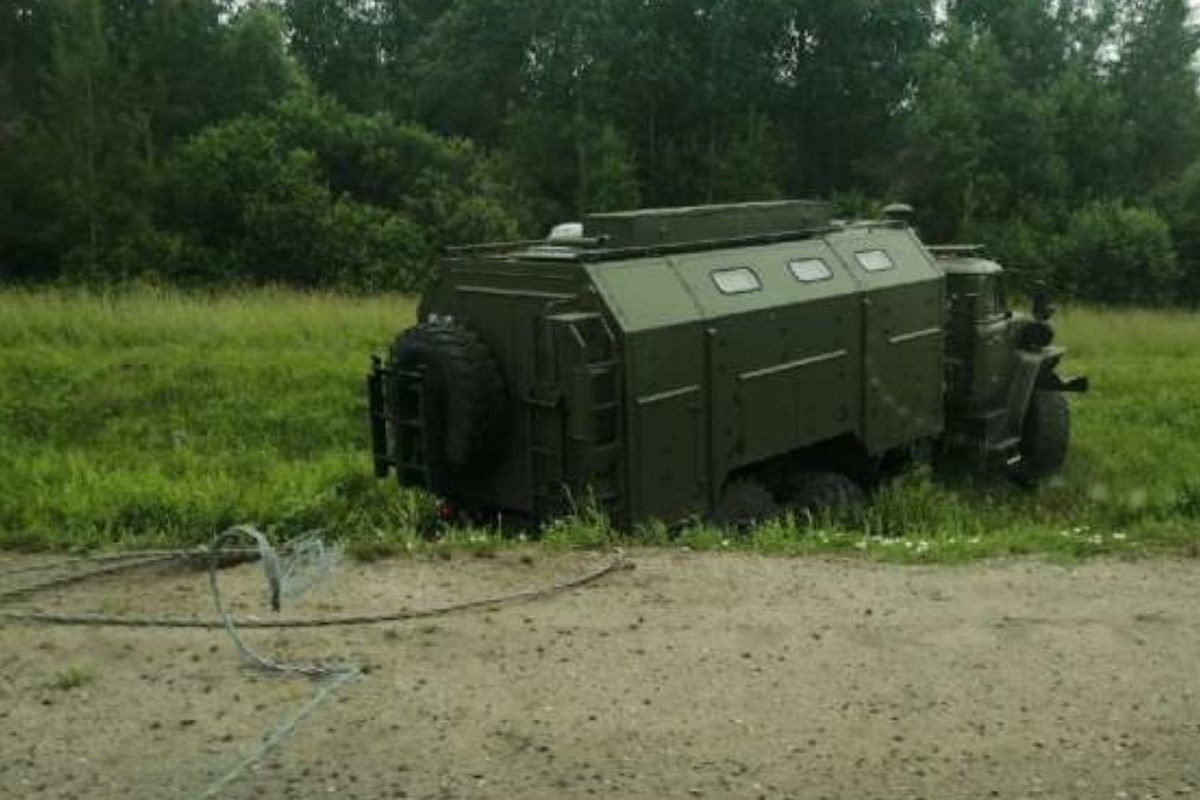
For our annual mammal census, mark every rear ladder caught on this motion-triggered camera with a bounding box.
[530,312,625,523]
[368,357,436,490]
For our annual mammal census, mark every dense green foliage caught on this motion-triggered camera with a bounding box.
[2,0,1200,302]
[1057,202,1179,304]
[1,289,1198,561]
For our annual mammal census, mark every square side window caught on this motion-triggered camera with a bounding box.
[788,258,833,283]
[711,267,761,295]
[855,249,895,272]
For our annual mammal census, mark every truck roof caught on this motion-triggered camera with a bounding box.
[585,200,832,248]
[452,219,911,265]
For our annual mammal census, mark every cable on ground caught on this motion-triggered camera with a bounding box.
[0,550,631,629]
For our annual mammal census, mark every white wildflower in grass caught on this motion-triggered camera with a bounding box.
[915,540,931,555]
[1112,532,1128,541]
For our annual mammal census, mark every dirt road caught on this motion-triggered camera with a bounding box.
[2,551,1199,799]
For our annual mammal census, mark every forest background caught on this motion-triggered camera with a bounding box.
[3,0,1200,304]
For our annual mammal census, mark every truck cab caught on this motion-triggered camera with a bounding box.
[936,247,1088,477]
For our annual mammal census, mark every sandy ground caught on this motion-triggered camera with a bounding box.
[1,550,1199,800]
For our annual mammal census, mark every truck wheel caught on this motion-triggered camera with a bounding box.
[390,322,507,473]
[1015,390,1069,483]
[785,471,866,521]
[714,478,779,530]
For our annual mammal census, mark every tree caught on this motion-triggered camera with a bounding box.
[34,0,149,276]
[894,24,991,241]
[0,0,52,122]
[217,7,301,122]
[285,0,388,111]
[3,0,1200,303]
[774,0,933,197]
[895,2,1132,258]
[0,0,52,279]
[1156,159,1200,303]
[1114,0,1200,190]
[410,0,543,144]
[120,0,297,152]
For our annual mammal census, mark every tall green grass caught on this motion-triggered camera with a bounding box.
[0,290,1197,560]
[0,288,419,549]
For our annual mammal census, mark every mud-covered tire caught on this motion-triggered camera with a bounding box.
[389,322,507,474]
[714,478,779,530]
[784,471,866,521]
[1015,390,1069,483]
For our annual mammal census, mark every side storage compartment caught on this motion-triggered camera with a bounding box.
[626,325,708,524]
[861,281,945,452]
[828,231,946,455]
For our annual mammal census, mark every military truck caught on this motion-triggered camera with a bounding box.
[367,201,1087,528]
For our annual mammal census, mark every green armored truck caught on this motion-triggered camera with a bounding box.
[367,201,1087,527]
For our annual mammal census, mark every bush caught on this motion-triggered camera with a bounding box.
[1056,202,1180,305]
[1155,159,1200,304]
[95,92,522,291]
[321,201,436,292]
[272,92,522,245]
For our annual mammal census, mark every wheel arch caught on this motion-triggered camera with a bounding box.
[1005,347,1064,439]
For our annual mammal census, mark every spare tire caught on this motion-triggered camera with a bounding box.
[389,322,507,476]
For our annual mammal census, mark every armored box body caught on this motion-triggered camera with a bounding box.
[383,205,945,527]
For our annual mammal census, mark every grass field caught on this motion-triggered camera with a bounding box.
[1,288,1198,561]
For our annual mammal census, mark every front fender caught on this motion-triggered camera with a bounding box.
[1005,347,1064,439]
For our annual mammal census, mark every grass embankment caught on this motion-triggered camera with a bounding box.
[0,289,421,551]
[0,289,1197,561]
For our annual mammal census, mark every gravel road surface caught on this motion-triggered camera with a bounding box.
[1,551,1198,799]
